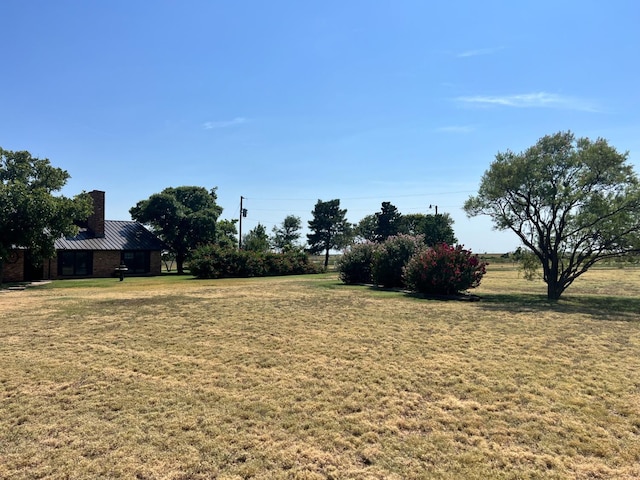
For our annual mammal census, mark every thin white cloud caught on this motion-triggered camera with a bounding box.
[203,117,247,129]
[435,125,475,133]
[456,47,504,58]
[455,92,599,112]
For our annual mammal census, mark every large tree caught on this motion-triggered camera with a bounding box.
[464,131,640,300]
[130,186,222,274]
[243,223,270,252]
[271,215,302,252]
[374,201,402,242]
[401,213,457,246]
[216,219,238,250]
[0,148,93,284]
[307,199,352,269]
[355,214,377,242]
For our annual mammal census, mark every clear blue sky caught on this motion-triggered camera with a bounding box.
[2,1,638,253]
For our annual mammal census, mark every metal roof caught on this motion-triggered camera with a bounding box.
[55,220,165,251]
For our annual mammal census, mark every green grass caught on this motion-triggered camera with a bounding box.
[1,267,639,479]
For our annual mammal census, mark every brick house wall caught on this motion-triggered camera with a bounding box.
[43,252,120,280]
[94,250,162,277]
[43,250,161,279]
[5,249,161,282]
[3,191,163,283]
[92,251,123,278]
[2,251,26,283]
[150,251,162,275]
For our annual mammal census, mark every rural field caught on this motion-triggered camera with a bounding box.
[1,264,639,479]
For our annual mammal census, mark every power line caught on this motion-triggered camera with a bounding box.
[245,190,475,202]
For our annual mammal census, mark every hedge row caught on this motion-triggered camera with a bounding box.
[189,245,321,279]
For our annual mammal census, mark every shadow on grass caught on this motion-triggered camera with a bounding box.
[478,292,640,321]
[322,281,640,321]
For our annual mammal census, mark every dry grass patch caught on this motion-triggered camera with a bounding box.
[1,269,639,479]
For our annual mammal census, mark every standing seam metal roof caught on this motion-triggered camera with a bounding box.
[54,220,165,251]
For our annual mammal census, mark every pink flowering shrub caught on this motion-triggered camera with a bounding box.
[403,243,487,295]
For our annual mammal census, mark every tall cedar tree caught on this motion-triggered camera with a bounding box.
[374,201,402,242]
[307,199,352,269]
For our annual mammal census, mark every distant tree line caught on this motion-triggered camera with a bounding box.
[7,129,639,298]
[127,186,460,274]
[0,143,463,283]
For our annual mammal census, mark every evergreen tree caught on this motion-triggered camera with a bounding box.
[307,199,352,269]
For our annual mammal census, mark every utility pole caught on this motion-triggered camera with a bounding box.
[429,204,438,215]
[239,196,244,249]
[239,196,248,249]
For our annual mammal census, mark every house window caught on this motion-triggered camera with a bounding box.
[121,251,150,274]
[58,251,93,276]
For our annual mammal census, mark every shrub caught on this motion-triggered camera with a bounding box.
[188,245,320,279]
[512,246,542,281]
[337,242,378,284]
[269,248,320,276]
[372,234,425,288]
[187,244,225,278]
[403,243,487,295]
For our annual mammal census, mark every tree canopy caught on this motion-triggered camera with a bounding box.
[355,214,377,242]
[0,147,92,283]
[356,208,457,246]
[307,199,352,269]
[464,131,640,300]
[216,219,238,250]
[242,223,270,252]
[374,201,402,242]
[130,186,222,274]
[271,215,302,252]
[401,213,457,246]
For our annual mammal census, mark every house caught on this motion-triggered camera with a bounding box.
[2,190,164,283]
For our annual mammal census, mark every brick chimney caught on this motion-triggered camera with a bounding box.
[87,190,106,238]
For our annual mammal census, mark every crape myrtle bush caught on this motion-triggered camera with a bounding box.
[372,234,426,288]
[403,243,488,295]
[337,241,378,284]
[188,244,320,279]
[337,237,488,295]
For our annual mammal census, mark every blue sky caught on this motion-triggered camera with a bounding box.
[2,1,638,253]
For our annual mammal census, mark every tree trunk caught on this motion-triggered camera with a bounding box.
[176,253,186,275]
[546,267,565,300]
[547,281,564,301]
[324,248,330,270]
[544,255,564,300]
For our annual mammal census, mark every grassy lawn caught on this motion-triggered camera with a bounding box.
[1,266,639,479]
